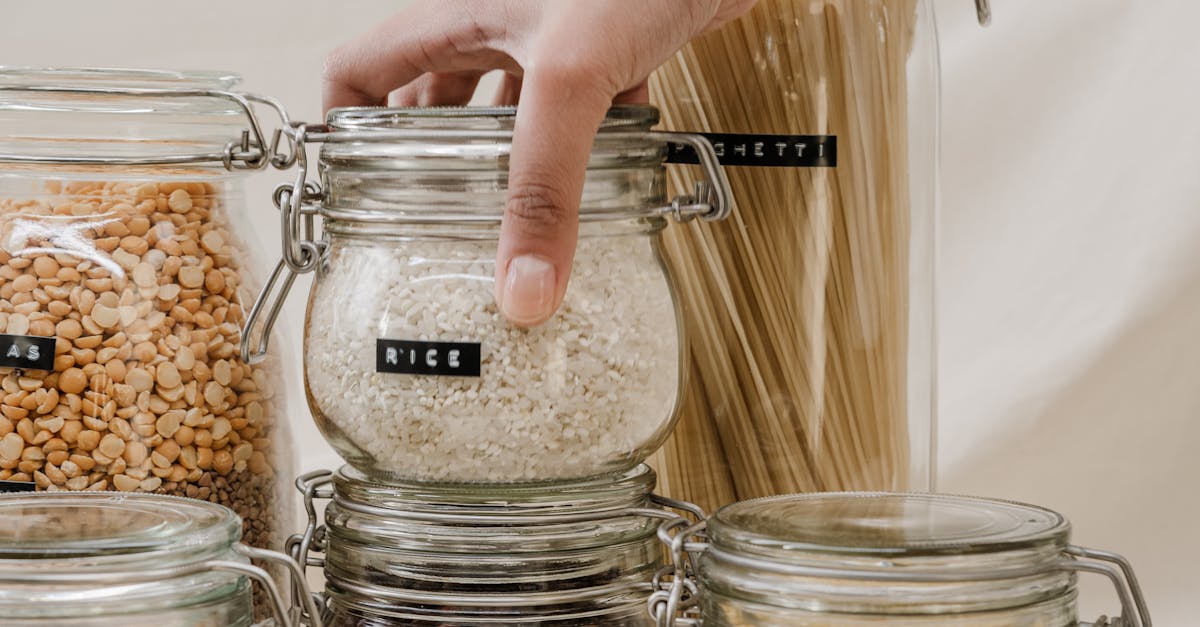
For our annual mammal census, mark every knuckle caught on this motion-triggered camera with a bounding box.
[506,182,574,233]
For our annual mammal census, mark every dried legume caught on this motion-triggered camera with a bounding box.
[0,180,284,552]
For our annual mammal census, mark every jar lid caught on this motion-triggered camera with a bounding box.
[0,66,259,169]
[700,493,1078,615]
[320,105,662,169]
[0,493,245,618]
[0,492,240,566]
[326,105,659,132]
[315,105,670,223]
[709,492,1070,562]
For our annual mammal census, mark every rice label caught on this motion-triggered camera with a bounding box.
[376,339,482,377]
[0,334,56,371]
[666,133,837,167]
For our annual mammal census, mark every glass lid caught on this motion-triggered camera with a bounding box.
[0,66,239,90]
[709,492,1070,560]
[0,66,252,167]
[325,104,659,132]
[317,105,665,170]
[0,492,239,562]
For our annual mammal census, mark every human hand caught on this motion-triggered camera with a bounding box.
[324,0,756,326]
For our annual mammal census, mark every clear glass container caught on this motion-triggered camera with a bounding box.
[292,464,676,626]
[0,68,294,552]
[663,493,1150,626]
[0,491,317,626]
[250,106,730,483]
[647,0,943,509]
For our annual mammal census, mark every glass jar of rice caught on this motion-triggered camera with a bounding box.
[248,106,730,483]
[652,492,1152,626]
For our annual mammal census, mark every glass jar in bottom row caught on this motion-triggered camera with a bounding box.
[292,464,689,626]
[0,492,317,626]
[655,493,1150,627]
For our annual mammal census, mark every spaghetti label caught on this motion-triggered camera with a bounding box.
[376,339,481,377]
[666,133,836,168]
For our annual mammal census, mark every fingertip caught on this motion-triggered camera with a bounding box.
[496,253,562,327]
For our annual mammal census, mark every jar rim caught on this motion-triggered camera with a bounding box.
[0,66,241,90]
[0,492,240,571]
[325,104,659,133]
[708,492,1070,561]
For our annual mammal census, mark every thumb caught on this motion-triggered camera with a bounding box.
[495,68,613,327]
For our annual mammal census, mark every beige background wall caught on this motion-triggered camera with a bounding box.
[2,0,1195,622]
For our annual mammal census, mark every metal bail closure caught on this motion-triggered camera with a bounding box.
[286,469,334,577]
[650,518,708,627]
[643,131,732,223]
[1061,546,1153,627]
[240,123,323,364]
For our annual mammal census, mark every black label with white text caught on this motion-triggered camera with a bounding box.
[0,334,56,371]
[376,339,482,377]
[666,133,837,168]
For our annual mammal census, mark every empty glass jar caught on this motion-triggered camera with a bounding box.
[291,464,694,626]
[248,106,730,483]
[0,491,319,626]
[653,492,1151,626]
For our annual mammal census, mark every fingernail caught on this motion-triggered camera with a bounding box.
[501,255,557,326]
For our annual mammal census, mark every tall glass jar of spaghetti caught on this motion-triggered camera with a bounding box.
[0,68,295,560]
[647,1,988,510]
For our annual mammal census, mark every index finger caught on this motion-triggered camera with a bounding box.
[322,2,515,111]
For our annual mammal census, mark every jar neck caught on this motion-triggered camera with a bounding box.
[326,583,653,626]
[320,215,666,243]
[320,465,663,624]
[318,158,667,225]
[699,542,1076,616]
[327,464,658,529]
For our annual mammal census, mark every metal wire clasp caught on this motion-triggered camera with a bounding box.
[647,501,709,627]
[239,122,325,364]
[286,469,335,577]
[1061,546,1152,627]
[636,131,731,222]
[284,470,335,626]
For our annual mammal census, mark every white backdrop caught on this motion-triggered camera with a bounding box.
[2,1,1195,623]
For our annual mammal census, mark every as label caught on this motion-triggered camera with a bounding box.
[0,334,55,371]
[376,339,481,377]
